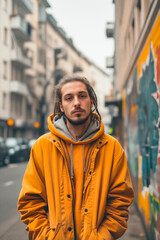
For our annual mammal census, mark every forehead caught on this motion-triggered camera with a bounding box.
[61,81,88,96]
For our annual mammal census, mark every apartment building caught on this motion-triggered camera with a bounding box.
[0,0,111,140]
[89,65,111,131]
[112,0,160,238]
[46,13,111,129]
[0,0,33,138]
[0,0,11,136]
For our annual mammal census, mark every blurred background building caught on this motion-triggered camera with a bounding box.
[0,0,111,140]
[1,0,160,239]
[105,0,160,239]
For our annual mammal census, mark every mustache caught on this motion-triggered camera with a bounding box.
[71,108,85,114]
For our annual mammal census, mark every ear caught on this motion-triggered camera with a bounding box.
[59,102,64,112]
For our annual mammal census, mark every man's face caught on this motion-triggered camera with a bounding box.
[59,81,93,125]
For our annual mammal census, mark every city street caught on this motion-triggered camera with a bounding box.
[0,162,28,240]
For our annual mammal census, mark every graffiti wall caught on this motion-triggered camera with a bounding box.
[123,13,160,239]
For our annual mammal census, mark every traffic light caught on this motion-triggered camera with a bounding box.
[34,122,40,128]
[7,119,14,126]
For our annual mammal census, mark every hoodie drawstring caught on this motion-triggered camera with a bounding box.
[71,144,73,179]
[83,145,85,173]
[70,144,85,180]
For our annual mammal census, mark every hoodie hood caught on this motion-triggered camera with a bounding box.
[48,113,104,144]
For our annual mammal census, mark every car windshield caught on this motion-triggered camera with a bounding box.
[28,139,36,148]
[17,138,23,145]
[5,138,17,147]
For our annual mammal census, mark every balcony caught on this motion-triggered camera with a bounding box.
[54,48,67,65]
[10,81,28,96]
[22,0,33,13]
[11,48,31,67]
[106,22,114,38]
[38,0,51,23]
[106,56,114,68]
[13,0,33,13]
[73,64,83,73]
[11,15,32,41]
[41,0,51,8]
[25,68,36,77]
[56,59,73,74]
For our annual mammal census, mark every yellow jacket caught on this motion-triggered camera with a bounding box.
[18,114,134,240]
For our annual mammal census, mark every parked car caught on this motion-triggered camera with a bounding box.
[28,139,37,157]
[17,137,30,161]
[5,137,29,163]
[0,137,10,166]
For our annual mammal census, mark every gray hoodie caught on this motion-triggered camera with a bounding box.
[53,115,100,178]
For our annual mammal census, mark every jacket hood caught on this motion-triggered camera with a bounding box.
[48,113,104,144]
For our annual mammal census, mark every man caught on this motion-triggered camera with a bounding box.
[18,75,134,240]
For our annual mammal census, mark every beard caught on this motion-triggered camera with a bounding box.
[64,111,91,126]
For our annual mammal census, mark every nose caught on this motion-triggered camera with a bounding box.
[73,96,80,107]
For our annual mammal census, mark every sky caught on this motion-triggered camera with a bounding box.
[48,0,115,73]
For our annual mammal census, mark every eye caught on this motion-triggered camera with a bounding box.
[79,94,86,98]
[65,96,72,101]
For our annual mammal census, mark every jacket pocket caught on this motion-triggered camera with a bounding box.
[88,228,113,240]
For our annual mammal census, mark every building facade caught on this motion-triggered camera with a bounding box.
[0,0,111,140]
[0,0,34,138]
[113,0,160,238]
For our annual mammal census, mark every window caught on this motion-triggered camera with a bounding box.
[3,61,8,79]
[38,48,46,66]
[135,0,141,40]
[2,92,7,110]
[38,24,45,41]
[38,4,46,23]
[11,36,15,49]
[11,93,23,116]
[2,0,7,11]
[27,104,32,119]
[16,95,23,116]
[11,93,15,114]
[131,19,135,48]
[11,64,23,82]
[4,27,8,45]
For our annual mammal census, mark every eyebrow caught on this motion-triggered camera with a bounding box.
[63,91,88,97]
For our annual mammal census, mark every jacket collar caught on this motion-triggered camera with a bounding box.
[47,113,105,145]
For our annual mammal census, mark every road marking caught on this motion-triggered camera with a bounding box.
[4,181,14,187]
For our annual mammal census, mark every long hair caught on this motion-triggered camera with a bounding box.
[53,74,101,120]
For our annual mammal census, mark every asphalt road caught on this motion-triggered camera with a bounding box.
[0,162,28,240]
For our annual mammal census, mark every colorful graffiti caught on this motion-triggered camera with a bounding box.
[123,13,160,239]
[137,45,159,187]
[126,70,138,179]
[149,193,160,239]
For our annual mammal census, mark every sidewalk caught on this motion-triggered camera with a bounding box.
[119,201,147,240]
[0,202,146,240]
[0,220,27,240]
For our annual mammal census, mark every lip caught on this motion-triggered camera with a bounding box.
[72,110,84,114]
[73,111,83,114]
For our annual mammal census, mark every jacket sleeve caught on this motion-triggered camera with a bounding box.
[18,142,57,240]
[97,144,134,240]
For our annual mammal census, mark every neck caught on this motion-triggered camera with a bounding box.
[66,117,91,141]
